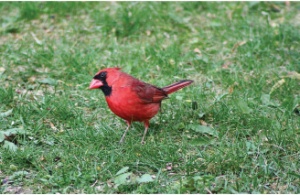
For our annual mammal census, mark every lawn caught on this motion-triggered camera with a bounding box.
[0,2,300,193]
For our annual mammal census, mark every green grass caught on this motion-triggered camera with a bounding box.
[1,1,300,193]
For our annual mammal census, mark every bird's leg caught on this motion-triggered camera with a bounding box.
[141,120,149,144]
[119,121,131,144]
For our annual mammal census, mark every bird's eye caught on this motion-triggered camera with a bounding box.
[100,72,106,78]
[94,71,107,80]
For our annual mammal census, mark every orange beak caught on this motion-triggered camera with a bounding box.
[89,79,103,89]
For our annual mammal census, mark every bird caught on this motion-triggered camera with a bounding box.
[89,67,193,144]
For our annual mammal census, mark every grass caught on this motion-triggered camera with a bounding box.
[0,1,300,193]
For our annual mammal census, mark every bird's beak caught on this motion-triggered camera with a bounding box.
[89,79,103,89]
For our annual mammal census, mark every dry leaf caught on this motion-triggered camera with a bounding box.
[30,32,42,45]
[49,122,58,131]
[95,185,104,192]
[227,10,233,20]
[270,4,281,12]
[40,155,46,161]
[228,86,234,94]
[0,109,13,118]
[231,41,247,52]
[28,76,36,83]
[169,59,175,65]
[200,120,207,126]
[222,61,232,69]
[166,163,172,171]
[194,48,201,55]
[0,67,5,75]
[3,186,33,194]
[284,71,300,80]
[270,79,285,94]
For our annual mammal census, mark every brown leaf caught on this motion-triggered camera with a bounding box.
[222,61,232,69]
[49,122,58,131]
[200,120,207,126]
[231,41,247,52]
[3,186,33,194]
[40,155,46,161]
[270,4,281,12]
[0,67,5,75]
[166,163,172,171]
[106,179,114,188]
[285,71,300,80]
[28,76,36,83]
[229,82,238,93]
[270,79,285,94]
[228,86,234,94]
[227,10,233,21]
[30,32,42,45]
[194,48,201,55]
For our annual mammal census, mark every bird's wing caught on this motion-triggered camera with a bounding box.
[133,81,168,103]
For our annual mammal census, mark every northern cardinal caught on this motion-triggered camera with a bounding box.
[89,67,193,144]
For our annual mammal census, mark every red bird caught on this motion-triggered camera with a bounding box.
[89,67,193,144]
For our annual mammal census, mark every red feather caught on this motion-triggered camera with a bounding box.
[89,68,193,144]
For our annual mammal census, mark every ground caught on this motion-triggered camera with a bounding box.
[0,2,300,193]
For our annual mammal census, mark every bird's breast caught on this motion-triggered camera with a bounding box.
[105,87,161,122]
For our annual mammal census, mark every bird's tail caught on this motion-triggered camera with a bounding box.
[162,80,193,95]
